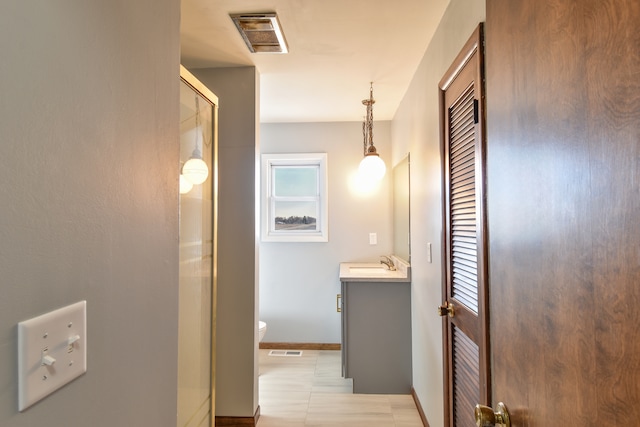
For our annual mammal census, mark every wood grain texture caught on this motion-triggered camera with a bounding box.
[215,406,260,427]
[440,25,489,426]
[486,0,640,425]
[452,326,480,427]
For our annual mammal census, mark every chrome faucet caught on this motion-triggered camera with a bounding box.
[380,255,396,271]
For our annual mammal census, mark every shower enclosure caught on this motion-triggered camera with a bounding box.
[177,65,219,427]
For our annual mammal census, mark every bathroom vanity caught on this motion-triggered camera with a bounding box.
[339,259,411,394]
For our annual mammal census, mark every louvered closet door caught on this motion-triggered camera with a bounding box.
[438,25,489,427]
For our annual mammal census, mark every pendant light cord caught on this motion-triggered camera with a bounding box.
[194,96,201,151]
[362,82,375,155]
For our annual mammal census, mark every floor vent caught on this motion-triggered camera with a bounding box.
[268,350,303,357]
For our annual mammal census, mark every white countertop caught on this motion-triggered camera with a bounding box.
[339,257,411,282]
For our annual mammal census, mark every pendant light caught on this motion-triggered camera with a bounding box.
[359,83,386,181]
[179,173,193,194]
[182,96,209,185]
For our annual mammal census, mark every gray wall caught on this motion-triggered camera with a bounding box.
[392,0,486,425]
[259,121,393,343]
[0,1,181,426]
[191,67,260,418]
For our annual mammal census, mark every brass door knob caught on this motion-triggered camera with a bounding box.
[437,302,455,317]
[474,402,510,427]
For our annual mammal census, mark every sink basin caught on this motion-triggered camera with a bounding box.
[349,266,389,274]
[340,261,409,282]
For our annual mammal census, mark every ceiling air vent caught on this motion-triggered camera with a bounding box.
[230,13,288,54]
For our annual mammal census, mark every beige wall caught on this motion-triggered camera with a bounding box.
[392,0,486,425]
[0,1,181,425]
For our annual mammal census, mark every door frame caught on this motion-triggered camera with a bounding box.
[438,24,490,426]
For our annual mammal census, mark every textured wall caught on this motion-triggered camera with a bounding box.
[0,1,181,425]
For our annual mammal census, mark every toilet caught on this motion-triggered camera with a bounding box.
[259,321,267,342]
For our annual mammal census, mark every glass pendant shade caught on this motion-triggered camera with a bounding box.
[359,152,386,181]
[182,147,209,185]
[179,174,194,194]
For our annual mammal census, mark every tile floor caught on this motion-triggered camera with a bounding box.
[257,349,424,427]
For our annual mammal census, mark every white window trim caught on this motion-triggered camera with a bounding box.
[261,153,328,242]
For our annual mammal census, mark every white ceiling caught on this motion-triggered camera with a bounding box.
[180,0,449,123]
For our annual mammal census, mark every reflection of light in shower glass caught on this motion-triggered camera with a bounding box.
[182,156,208,184]
[182,96,209,185]
[179,174,193,194]
[182,124,209,185]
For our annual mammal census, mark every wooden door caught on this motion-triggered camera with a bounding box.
[485,0,640,425]
[439,25,489,427]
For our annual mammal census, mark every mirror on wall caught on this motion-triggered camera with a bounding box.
[393,154,410,263]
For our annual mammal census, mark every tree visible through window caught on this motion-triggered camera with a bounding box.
[273,165,318,231]
[261,153,328,242]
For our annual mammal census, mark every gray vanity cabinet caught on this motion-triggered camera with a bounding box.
[340,280,412,394]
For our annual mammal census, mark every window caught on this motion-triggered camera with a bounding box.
[261,153,328,242]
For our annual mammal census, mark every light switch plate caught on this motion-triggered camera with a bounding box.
[18,301,87,411]
[369,232,377,245]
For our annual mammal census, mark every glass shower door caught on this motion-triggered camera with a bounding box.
[177,67,218,427]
